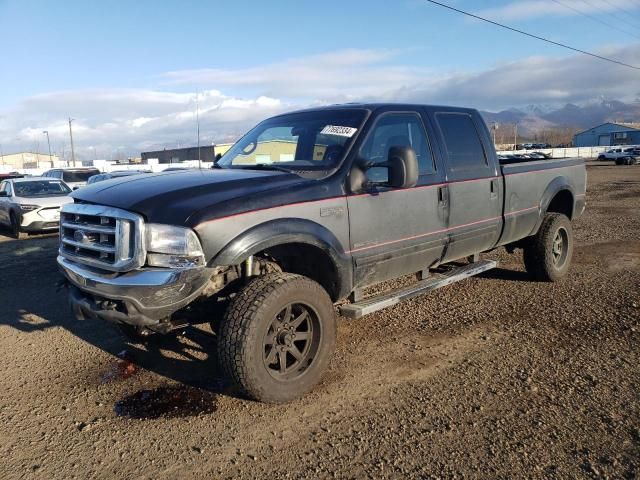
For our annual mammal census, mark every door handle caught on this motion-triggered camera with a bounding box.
[438,185,448,205]
[490,179,498,198]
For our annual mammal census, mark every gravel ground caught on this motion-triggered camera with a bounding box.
[1,164,638,479]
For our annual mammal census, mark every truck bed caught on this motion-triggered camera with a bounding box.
[498,158,586,247]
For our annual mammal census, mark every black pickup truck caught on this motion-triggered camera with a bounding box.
[58,104,586,402]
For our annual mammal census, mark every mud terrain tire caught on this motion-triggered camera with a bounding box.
[218,273,336,403]
[523,212,573,282]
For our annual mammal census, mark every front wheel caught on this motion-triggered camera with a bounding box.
[523,213,573,282]
[217,273,336,403]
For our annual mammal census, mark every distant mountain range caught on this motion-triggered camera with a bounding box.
[480,99,640,135]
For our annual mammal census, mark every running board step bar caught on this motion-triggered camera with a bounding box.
[339,260,497,319]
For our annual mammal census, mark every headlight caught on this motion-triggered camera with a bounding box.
[20,205,39,212]
[145,224,205,268]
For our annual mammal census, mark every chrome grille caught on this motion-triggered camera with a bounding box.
[59,203,146,272]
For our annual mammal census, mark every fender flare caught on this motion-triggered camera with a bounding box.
[211,218,353,299]
[532,176,575,234]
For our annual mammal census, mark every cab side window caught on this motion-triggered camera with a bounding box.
[359,113,435,183]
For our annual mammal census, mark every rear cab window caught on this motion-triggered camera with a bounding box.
[435,112,491,179]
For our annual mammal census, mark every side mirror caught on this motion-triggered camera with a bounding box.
[0,191,8,197]
[386,146,418,188]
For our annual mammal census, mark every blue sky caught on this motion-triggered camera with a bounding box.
[1,0,639,158]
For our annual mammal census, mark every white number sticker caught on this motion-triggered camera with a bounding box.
[320,125,358,138]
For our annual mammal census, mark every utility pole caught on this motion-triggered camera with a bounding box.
[492,122,498,147]
[196,92,201,169]
[43,130,52,166]
[514,124,518,150]
[0,143,4,166]
[68,117,76,167]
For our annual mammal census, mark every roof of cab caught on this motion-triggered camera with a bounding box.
[269,102,478,118]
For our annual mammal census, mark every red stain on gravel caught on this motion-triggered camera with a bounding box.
[114,386,217,419]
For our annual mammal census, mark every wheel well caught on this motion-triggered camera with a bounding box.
[259,243,340,301]
[546,190,574,219]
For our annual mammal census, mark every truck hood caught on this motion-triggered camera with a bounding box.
[71,169,307,224]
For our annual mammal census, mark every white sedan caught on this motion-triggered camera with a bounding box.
[0,177,73,238]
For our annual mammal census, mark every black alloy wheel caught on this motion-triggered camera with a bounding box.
[262,302,321,380]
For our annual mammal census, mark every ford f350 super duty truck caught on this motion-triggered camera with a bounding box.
[58,104,586,402]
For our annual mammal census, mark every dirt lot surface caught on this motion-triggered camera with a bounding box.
[1,164,639,479]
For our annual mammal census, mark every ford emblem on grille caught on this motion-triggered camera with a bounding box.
[74,230,90,244]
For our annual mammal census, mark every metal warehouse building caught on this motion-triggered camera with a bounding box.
[573,123,640,147]
[141,146,218,164]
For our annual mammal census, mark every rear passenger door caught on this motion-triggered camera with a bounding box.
[431,110,502,261]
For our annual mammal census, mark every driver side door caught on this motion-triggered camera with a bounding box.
[346,110,448,288]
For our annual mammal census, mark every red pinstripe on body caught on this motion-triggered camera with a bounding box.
[345,205,539,254]
[196,163,583,226]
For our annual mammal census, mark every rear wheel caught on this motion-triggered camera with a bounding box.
[523,213,573,282]
[10,212,27,239]
[217,273,336,403]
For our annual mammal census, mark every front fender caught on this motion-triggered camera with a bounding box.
[211,218,353,298]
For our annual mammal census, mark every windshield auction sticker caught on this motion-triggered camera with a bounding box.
[320,125,358,138]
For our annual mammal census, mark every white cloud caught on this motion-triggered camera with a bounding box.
[1,45,639,160]
[0,89,287,159]
[396,44,640,108]
[475,0,640,22]
[161,49,428,102]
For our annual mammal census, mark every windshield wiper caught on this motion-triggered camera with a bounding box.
[238,164,296,173]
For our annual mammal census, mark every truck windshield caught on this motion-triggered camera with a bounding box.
[14,180,71,197]
[219,109,367,170]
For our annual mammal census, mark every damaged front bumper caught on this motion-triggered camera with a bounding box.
[57,255,212,330]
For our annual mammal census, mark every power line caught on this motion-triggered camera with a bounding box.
[585,0,640,30]
[422,0,640,70]
[550,0,640,40]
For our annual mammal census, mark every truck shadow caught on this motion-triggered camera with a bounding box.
[0,235,232,397]
[477,267,532,282]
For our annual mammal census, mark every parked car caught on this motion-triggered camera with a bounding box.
[0,177,72,238]
[87,170,150,185]
[0,173,24,181]
[614,150,640,165]
[528,152,552,159]
[58,103,586,403]
[597,147,640,161]
[42,167,101,190]
[521,143,551,150]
